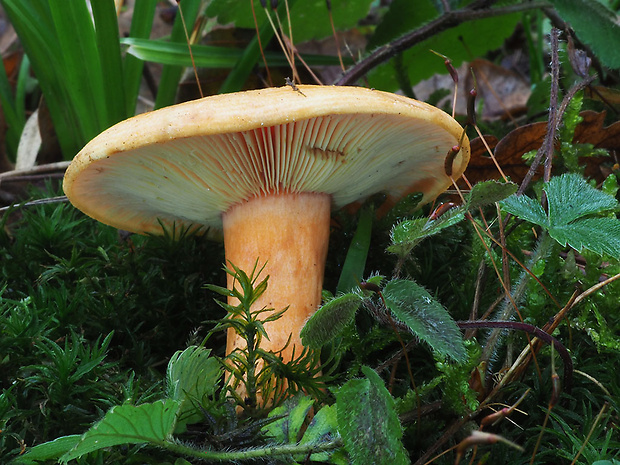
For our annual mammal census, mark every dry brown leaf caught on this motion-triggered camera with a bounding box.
[464,58,530,121]
[414,59,530,121]
[462,111,619,186]
[459,134,543,185]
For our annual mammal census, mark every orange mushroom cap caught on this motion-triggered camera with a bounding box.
[63,85,469,234]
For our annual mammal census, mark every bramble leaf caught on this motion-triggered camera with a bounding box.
[545,173,618,225]
[550,219,620,257]
[500,194,548,227]
[501,173,620,258]
[167,346,221,432]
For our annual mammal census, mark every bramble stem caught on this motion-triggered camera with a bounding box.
[164,437,343,461]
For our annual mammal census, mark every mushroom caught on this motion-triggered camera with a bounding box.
[63,84,469,390]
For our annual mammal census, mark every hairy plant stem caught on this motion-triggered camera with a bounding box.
[333,1,552,86]
[480,232,555,365]
[517,28,596,197]
[163,437,343,462]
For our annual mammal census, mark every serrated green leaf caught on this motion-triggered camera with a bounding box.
[264,393,314,444]
[382,279,466,363]
[550,218,620,257]
[500,193,548,227]
[60,400,180,463]
[337,366,408,465]
[545,173,618,226]
[502,173,620,258]
[550,0,620,69]
[466,180,518,211]
[301,293,363,349]
[167,346,221,431]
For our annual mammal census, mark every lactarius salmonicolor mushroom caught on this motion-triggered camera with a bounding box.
[63,84,469,378]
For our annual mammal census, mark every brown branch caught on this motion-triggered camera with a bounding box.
[333,1,552,86]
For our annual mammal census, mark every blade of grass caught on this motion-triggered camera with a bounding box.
[0,0,82,157]
[91,0,127,126]
[14,54,31,128]
[154,0,202,109]
[336,205,373,294]
[123,0,157,115]
[48,1,108,139]
[0,52,25,159]
[122,38,347,68]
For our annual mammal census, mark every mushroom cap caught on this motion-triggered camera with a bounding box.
[63,85,469,235]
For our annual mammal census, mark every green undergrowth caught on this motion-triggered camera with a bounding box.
[1,165,620,464]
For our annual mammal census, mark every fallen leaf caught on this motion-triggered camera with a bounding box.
[463,111,620,186]
[413,58,531,121]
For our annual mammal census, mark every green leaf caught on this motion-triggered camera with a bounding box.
[545,174,618,226]
[301,292,364,349]
[550,0,620,69]
[559,91,583,142]
[337,366,409,465]
[602,173,619,198]
[500,193,548,227]
[91,0,126,127]
[174,459,194,465]
[264,393,314,443]
[336,205,374,294]
[154,0,201,109]
[369,8,521,90]
[388,207,465,257]
[207,0,374,43]
[368,0,436,49]
[123,0,157,115]
[60,400,180,463]
[550,218,620,257]
[465,180,518,211]
[382,279,467,363]
[122,38,345,69]
[13,435,81,464]
[299,404,346,464]
[501,173,620,258]
[166,346,221,431]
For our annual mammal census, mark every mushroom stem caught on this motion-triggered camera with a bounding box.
[222,192,331,364]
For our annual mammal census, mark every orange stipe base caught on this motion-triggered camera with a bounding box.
[222,192,331,364]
